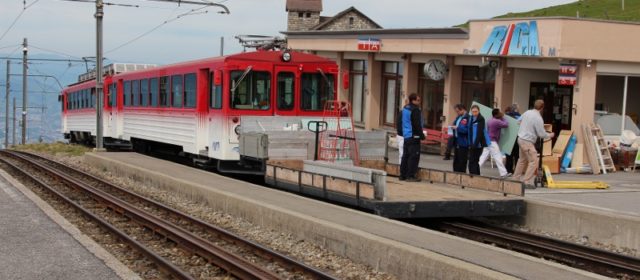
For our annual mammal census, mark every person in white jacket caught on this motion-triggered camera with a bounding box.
[513,100,554,187]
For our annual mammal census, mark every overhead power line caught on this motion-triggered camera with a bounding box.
[0,0,42,43]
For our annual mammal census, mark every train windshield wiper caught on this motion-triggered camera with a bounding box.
[231,65,253,93]
[316,68,334,96]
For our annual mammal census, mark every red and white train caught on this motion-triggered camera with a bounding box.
[61,50,339,173]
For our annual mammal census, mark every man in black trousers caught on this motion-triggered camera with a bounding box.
[399,93,426,182]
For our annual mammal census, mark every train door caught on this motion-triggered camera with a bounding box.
[274,66,298,116]
[105,78,116,137]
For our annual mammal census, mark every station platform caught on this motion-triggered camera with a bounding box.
[85,152,607,280]
[390,149,640,216]
[0,170,133,280]
[389,149,640,251]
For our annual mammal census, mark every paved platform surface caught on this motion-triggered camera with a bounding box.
[88,152,606,280]
[389,149,640,216]
[0,174,122,280]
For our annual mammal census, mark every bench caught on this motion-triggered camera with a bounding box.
[421,128,450,146]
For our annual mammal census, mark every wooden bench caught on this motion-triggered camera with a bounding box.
[421,128,450,146]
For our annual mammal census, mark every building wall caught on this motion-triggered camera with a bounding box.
[317,11,379,31]
[512,68,559,111]
[287,11,320,31]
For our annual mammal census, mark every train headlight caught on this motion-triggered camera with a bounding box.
[281,51,291,62]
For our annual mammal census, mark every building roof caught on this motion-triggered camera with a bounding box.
[286,0,322,12]
[283,27,469,39]
[311,6,382,30]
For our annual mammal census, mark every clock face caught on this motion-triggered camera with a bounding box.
[424,59,447,81]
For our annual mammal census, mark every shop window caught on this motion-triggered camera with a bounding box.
[461,66,495,108]
[301,73,334,111]
[230,71,271,110]
[277,72,295,110]
[159,76,170,107]
[210,72,222,109]
[184,73,197,108]
[350,60,367,123]
[140,79,149,107]
[123,81,131,107]
[382,62,403,126]
[150,78,159,107]
[171,75,183,108]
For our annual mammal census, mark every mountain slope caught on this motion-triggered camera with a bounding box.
[496,0,640,22]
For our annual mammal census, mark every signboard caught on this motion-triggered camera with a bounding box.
[472,101,520,155]
[357,37,381,51]
[480,21,540,56]
[559,63,578,86]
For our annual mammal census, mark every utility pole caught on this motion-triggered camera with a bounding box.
[4,61,9,149]
[220,37,224,56]
[22,38,28,145]
[12,98,16,146]
[95,0,105,150]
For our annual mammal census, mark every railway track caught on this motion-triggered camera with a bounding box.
[0,150,336,280]
[433,219,640,279]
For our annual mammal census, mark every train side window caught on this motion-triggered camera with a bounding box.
[171,75,183,108]
[109,84,116,107]
[159,76,170,107]
[123,81,131,107]
[230,71,271,110]
[91,88,96,108]
[210,72,222,109]
[277,72,295,110]
[83,90,87,108]
[301,73,334,111]
[184,73,196,108]
[140,79,149,107]
[132,80,140,107]
[150,78,159,107]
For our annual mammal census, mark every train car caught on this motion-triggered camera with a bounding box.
[61,50,340,173]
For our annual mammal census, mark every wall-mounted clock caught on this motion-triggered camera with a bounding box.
[424,59,447,81]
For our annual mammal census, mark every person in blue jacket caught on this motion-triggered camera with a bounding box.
[399,93,426,182]
[452,104,470,173]
[467,104,491,175]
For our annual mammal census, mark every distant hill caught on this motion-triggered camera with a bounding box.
[459,0,640,27]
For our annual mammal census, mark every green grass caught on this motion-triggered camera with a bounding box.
[13,142,91,157]
[458,0,640,27]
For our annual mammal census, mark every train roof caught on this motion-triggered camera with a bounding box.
[63,50,336,91]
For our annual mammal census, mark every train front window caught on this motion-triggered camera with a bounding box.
[301,72,334,111]
[230,70,271,110]
[277,72,295,111]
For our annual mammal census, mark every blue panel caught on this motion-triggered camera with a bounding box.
[480,26,507,55]
[528,21,540,56]
[508,22,529,55]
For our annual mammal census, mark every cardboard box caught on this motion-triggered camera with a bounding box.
[543,124,553,156]
[543,155,561,174]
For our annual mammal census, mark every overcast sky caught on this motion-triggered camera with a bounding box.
[0,0,575,65]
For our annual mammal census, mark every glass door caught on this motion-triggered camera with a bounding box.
[419,77,444,130]
[275,66,298,116]
[383,77,399,126]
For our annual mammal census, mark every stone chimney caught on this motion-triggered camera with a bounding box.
[286,0,322,31]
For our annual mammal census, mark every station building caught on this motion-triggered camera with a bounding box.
[282,1,640,157]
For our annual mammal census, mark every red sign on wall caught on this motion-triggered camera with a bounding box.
[559,63,578,86]
[357,37,381,51]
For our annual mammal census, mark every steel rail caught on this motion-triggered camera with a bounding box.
[437,220,640,279]
[0,156,194,280]
[8,150,338,280]
[2,151,280,280]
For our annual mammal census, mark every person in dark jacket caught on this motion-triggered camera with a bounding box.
[467,105,491,175]
[504,104,522,174]
[443,104,467,160]
[452,104,470,173]
[399,93,425,182]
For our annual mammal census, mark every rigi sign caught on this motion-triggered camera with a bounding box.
[480,21,540,56]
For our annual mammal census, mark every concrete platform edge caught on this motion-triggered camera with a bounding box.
[0,169,140,280]
[499,199,640,251]
[84,153,517,280]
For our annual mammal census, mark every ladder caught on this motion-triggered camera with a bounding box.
[589,124,616,174]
